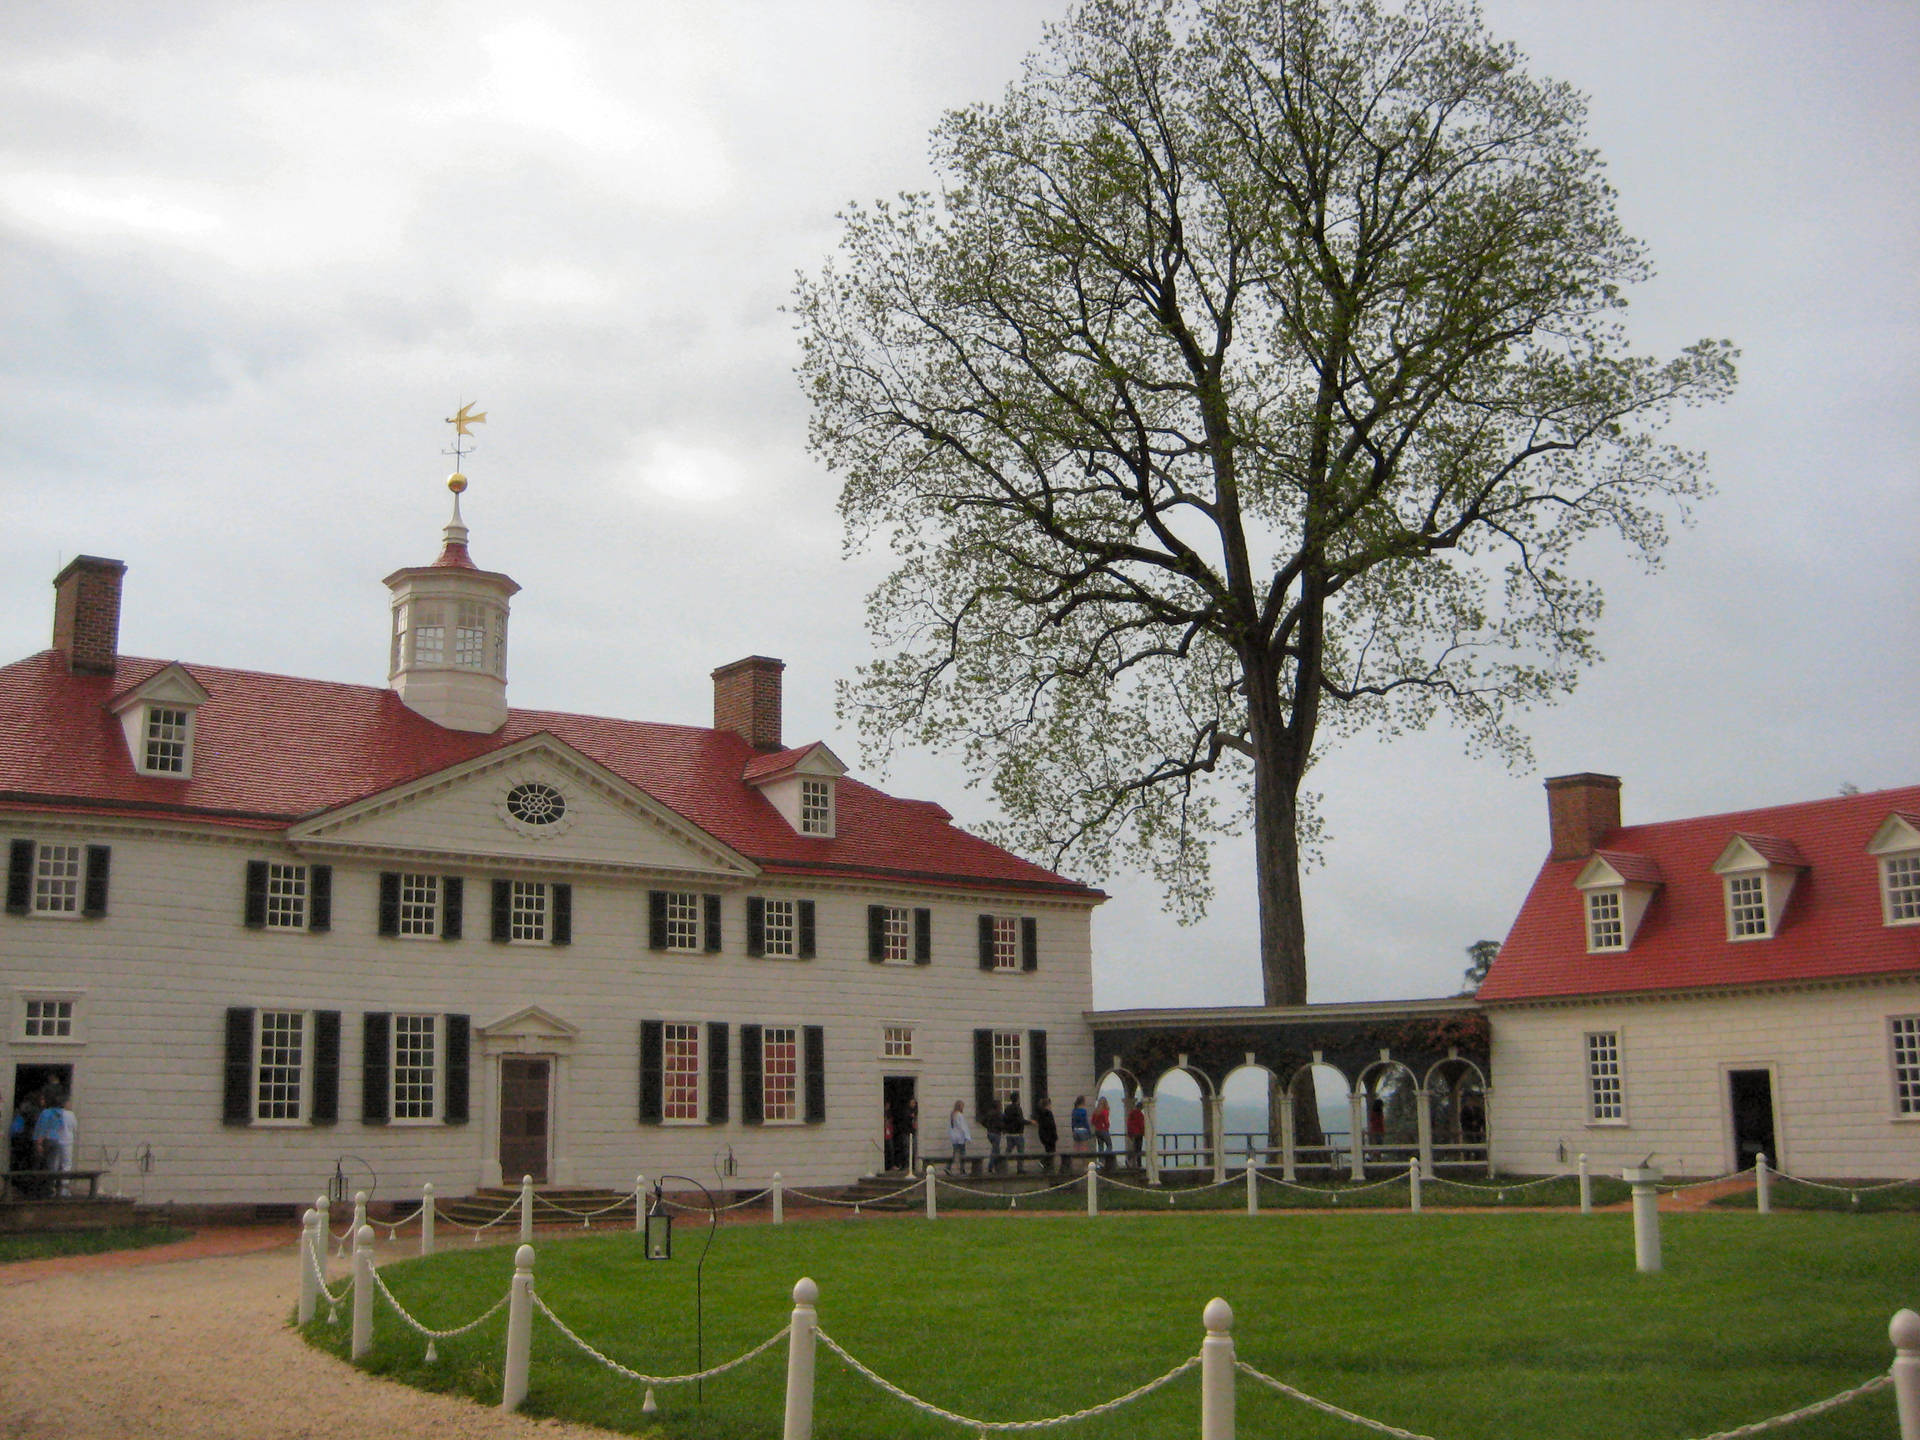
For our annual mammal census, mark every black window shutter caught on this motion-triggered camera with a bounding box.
[914,908,932,964]
[379,873,401,936]
[491,880,512,942]
[639,1020,664,1123]
[222,1007,255,1125]
[243,860,269,928]
[746,897,765,957]
[803,1025,826,1124]
[1028,1030,1049,1105]
[704,893,722,952]
[308,865,332,933]
[740,1024,763,1124]
[361,1012,391,1124]
[798,900,816,959]
[80,845,110,917]
[444,1015,470,1123]
[648,891,668,950]
[978,915,996,969]
[973,1029,996,1120]
[867,905,886,963]
[6,839,33,915]
[311,1010,341,1126]
[552,883,573,946]
[1022,916,1039,972]
[707,1021,730,1123]
[442,876,463,940]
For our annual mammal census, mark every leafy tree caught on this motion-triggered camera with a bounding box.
[1460,938,1499,994]
[796,0,1735,1004]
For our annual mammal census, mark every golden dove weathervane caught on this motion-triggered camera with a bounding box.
[444,401,486,494]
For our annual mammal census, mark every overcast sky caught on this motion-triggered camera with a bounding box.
[3,1,1915,1011]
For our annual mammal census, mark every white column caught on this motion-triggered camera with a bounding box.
[1891,1308,1920,1440]
[1578,1154,1591,1216]
[1144,1098,1161,1186]
[783,1278,820,1440]
[1408,1158,1421,1215]
[924,1162,938,1220]
[519,1173,535,1244]
[773,1172,785,1225]
[1623,1165,1662,1273]
[1208,1094,1227,1184]
[1245,1158,1259,1216]
[1347,1092,1366,1182]
[1086,1162,1100,1217]
[1279,1097,1296,1183]
[1755,1153,1771,1215]
[311,1194,330,1305]
[501,1244,535,1411]
[350,1224,375,1361]
[1200,1298,1235,1440]
[1415,1088,1435,1180]
[298,1209,319,1325]
[421,1183,435,1257]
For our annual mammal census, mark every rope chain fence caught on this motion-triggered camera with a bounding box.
[815,1328,1200,1432]
[531,1292,790,1386]
[303,1236,351,1308]
[371,1266,511,1341]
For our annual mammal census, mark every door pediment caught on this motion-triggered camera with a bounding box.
[480,1004,580,1051]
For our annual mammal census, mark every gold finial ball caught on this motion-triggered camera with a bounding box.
[447,473,468,494]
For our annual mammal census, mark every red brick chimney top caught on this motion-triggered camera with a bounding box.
[51,555,127,676]
[712,655,784,752]
[1544,772,1622,862]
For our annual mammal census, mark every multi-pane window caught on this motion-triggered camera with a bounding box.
[663,892,702,951]
[256,1010,307,1121]
[511,881,549,942]
[1586,891,1624,951]
[992,916,1021,970]
[453,604,487,670]
[663,1023,702,1121]
[412,607,445,665]
[883,1025,914,1059]
[1885,856,1920,924]
[144,706,191,773]
[763,899,797,957]
[880,906,911,962]
[23,998,74,1039]
[398,874,440,936]
[265,863,308,929]
[1892,1017,1920,1116]
[392,1015,438,1120]
[1727,875,1768,937]
[799,778,833,835]
[32,844,81,914]
[992,1030,1023,1103]
[1587,1032,1624,1122]
[762,1027,799,1122]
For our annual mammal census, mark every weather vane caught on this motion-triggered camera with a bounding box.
[444,402,486,491]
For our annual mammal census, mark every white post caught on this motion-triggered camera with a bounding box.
[1347,1092,1366,1182]
[1755,1153,1771,1215]
[1891,1308,1920,1440]
[1578,1154,1591,1216]
[298,1209,319,1325]
[501,1244,535,1411]
[1144,1098,1161,1186]
[519,1173,534,1244]
[1086,1161,1100,1218]
[1245,1158,1259,1216]
[1623,1165,1663,1274]
[421,1182,435,1257]
[635,1174,646,1233]
[924,1163,938,1220]
[1279,1097,1296,1183]
[783,1277,819,1440]
[352,1189,368,1242]
[350,1224,375,1360]
[1200,1298,1235,1440]
[1415,1087,1435,1180]
[773,1172,785,1225]
[1208,1094,1227,1184]
[1408,1157,1422,1215]
[312,1194,331,1301]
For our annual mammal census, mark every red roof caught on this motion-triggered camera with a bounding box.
[1480,783,1920,1002]
[0,651,1097,899]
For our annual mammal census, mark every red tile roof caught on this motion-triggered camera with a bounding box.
[1724,833,1809,868]
[1479,784,1920,1002]
[0,650,1098,899]
[1586,850,1664,885]
[741,743,831,783]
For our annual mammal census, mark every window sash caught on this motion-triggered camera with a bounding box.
[992,916,1020,970]
[664,1023,702,1121]
[145,706,190,772]
[663,892,702,951]
[23,998,74,1039]
[32,844,82,914]
[257,1010,307,1121]
[510,881,548,942]
[1586,891,1624,950]
[799,778,832,834]
[1727,875,1768,937]
[1893,1017,1920,1116]
[1886,856,1920,923]
[265,863,308,930]
[392,1014,438,1120]
[992,1030,1023,1101]
[881,907,911,962]
[398,873,439,937]
[883,1025,914,1059]
[1586,1032,1623,1122]
[763,899,797,956]
[763,1027,799,1122]
[453,604,487,670]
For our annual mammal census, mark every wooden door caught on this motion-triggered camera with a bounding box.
[498,1057,551,1184]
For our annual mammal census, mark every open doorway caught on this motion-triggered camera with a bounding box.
[1728,1069,1776,1170]
[882,1075,917,1172]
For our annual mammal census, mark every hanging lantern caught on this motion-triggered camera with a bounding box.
[644,1187,673,1260]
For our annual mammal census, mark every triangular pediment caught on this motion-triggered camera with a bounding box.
[478,1005,580,1043]
[109,662,211,713]
[1574,850,1663,890]
[288,733,756,880]
[1868,813,1920,857]
[1713,833,1807,875]
[743,741,848,785]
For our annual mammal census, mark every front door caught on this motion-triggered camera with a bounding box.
[499,1057,551,1184]
[10,1063,74,1173]
[882,1075,917,1173]
[1728,1069,1776,1170]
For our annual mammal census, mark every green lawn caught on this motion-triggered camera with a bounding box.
[0,1225,190,1263]
[303,1211,1913,1439]
[926,1169,1635,1210]
[1713,1176,1920,1212]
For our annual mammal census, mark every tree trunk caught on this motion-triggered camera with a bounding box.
[1243,647,1311,1008]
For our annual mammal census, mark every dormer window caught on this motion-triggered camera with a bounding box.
[1586,890,1623,950]
[109,663,210,779]
[144,706,191,774]
[1867,813,1920,927]
[800,777,834,835]
[1572,851,1662,954]
[1711,833,1807,942]
[743,741,848,839]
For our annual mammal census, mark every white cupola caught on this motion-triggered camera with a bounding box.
[383,473,520,733]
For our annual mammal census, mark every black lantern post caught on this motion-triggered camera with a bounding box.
[641,1174,721,1400]
[643,1183,673,1260]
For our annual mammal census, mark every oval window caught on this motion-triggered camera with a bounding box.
[506,781,566,826]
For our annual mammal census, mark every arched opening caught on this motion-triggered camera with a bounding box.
[1425,1057,1490,1172]
[1356,1060,1421,1170]
[1094,1069,1139,1169]
[1287,1062,1352,1176]
[1149,1066,1210,1173]
[1221,1063,1280,1168]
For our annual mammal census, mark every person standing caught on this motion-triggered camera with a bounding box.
[1034,1096,1059,1174]
[946,1100,971,1175]
[1070,1095,1091,1154]
[1125,1097,1147,1169]
[980,1094,1004,1172]
[9,1095,40,1179]
[1001,1092,1027,1163]
[33,1090,75,1196]
[1091,1096,1113,1160]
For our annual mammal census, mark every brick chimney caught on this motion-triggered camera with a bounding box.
[51,555,127,676]
[712,656,784,751]
[1544,772,1622,861]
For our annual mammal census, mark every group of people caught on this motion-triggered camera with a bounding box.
[7,1088,77,1196]
[945,1092,1149,1174]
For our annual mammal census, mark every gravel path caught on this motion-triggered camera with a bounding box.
[0,1234,618,1440]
